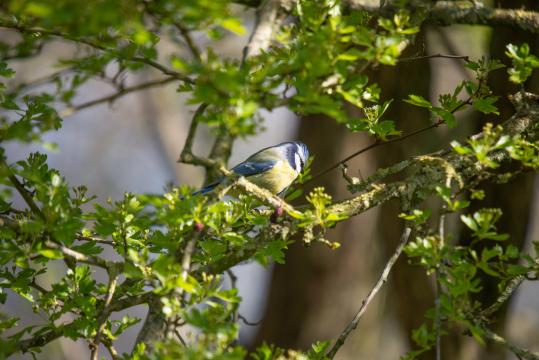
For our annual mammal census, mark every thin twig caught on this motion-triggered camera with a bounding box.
[142,3,202,62]
[174,329,187,346]
[238,313,263,326]
[7,66,76,94]
[0,22,194,84]
[77,234,115,246]
[60,77,177,117]
[308,88,475,184]
[433,27,474,81]
[398,53,470,62]
[1,159,46,220]
[308,120,444,182]
[326,227,412,359]
[177,229,203,296]
[174,23,202,61]
[178,103,217,168]
[30,279,48,295]
[45,240,118,269]
[91,269,119,360]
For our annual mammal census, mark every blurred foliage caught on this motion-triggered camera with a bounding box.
[0,0,538,359]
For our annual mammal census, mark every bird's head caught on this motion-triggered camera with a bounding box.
[277,141,309,174]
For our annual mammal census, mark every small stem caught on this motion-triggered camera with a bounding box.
[174,23,202,61]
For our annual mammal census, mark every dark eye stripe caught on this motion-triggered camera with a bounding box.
[285,148,296,169]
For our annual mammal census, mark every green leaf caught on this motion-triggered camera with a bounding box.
[432,107,456,128]
[404,94,432,108]
[0,62,15,78]
[461,214,478,232]
[38,249,63,259]
[219,18,246,35]
[473,97,499,115]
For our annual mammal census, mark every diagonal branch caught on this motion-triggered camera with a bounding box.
[481,255,539,318]
[326,226,412,359]
[0,22,194,84]
[480,327,539,360]
[0,159,46,220]
[60,77,177,117]
[173,22,202,61]
[7,291,151,357]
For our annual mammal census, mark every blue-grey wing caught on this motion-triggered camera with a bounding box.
[192,160,275,195]
[231,160,276,177]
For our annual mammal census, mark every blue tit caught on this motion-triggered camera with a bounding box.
[195,141,309,196]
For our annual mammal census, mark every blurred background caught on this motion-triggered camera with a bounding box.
[3,0,539,358]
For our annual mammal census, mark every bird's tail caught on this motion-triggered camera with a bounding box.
[192,181,220,196]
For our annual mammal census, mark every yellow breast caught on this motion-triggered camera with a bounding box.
[247,160,298,194]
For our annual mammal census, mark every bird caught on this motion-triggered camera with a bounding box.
[195,141,309,196]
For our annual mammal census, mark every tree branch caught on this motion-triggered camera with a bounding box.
[309,86,476,183]
[90,268,120,360]
[60,77,177,117]
[173,23,202,61]
[481,255,539,318]
[235,1,539,34]
[327,92,539,220]
[481,327,539,360]
[398,53,470,62]
[0,22,194,83]
[6,290,151,357]
[326,226,412,359]
[44,240,119,269]
[422,1,539,34]
[178,103,217,168]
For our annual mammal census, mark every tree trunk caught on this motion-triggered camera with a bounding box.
[457,1,539,359]
[254,32,433,359]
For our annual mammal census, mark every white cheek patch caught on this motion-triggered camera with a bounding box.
[294,152,302,173]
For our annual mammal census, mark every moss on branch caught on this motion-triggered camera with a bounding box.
[328,92,539,219]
